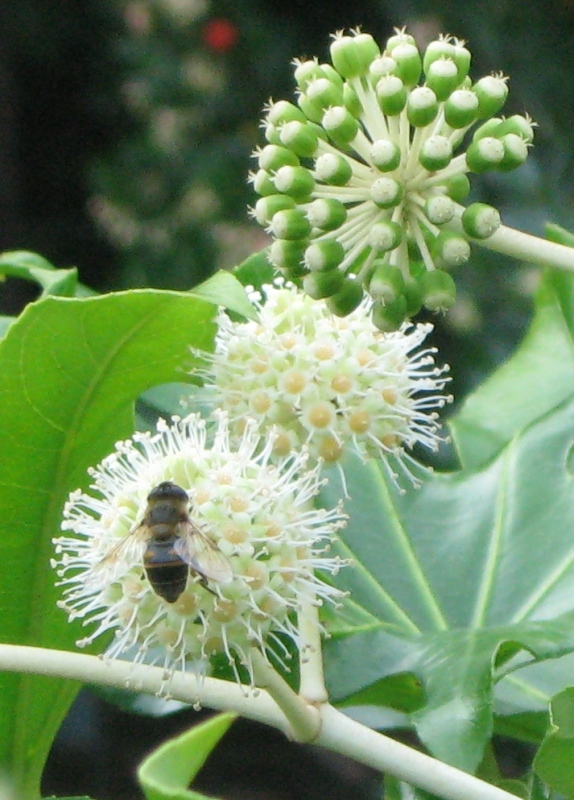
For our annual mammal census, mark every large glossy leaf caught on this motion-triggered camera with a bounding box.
[0,287,239,797]
[323,270,574,773]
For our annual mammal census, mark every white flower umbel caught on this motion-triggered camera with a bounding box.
[250,28,574,329]
[196,283,451,484]
[52,413,346,684]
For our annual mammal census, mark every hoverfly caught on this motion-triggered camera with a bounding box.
[96,481,233,603]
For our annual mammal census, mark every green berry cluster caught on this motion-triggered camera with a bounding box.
[250,28,534,330]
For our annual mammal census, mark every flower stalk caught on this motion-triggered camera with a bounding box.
[0,644,521,800]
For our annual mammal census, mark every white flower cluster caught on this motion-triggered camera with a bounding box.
[197,283,451,483]
[53,413,345,682]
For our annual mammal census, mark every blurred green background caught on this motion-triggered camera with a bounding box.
[0,0,573,796]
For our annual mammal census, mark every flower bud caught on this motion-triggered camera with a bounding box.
[496,114,535,143]
[293,59,324,90]
[252,169,276,196]
[424,195,456,224]
[343,83,362,116]
[497,133,529,172]
[368,220,403,251]
[443,173,471,202]
[306,76,344,109]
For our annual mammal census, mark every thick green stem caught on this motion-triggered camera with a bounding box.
[297,598,328,704]
[446,216,574,271]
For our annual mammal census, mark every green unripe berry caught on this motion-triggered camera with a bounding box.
[297,93,324,124]
[423,38,455,74]
[497,133,529,172]
[444,89,479,129]
[293,60,325,91]
[368,220,403,252]
[267,100,306,126]
[252,169,276,196]
[376,75,407,116]
[330,33,380,78]
[424,195,456,225]
[269,238,309,271]
[372,296,407,331]
[322,106,360,143]
[271,208,312,240]
[370,177,403,208]
[303,268,344,299]
[258,144,299,172]
[425,57,460,101]
[465,137,505,173]
[370,139,401,171]
[273,165,315,199]
[253,194,296,225]
[496,114,535,143]
[419,135,453,171]
[386,30,416,51]
[369,55,397,82]
[431,231,471,269]
[279,120,319,158]
[420,270,457,312]
[314,152,353,185]
[403,276,423,316]
[343,83,362,117]
[304,239,345,271]
[307,198,348,231]
[443,174,471,202]
[391,42,422,87]
[473,74,509,119]
[407,86,438,127]
[306,77,344,109]
[472,117,503,142]
[369,262,405,303]
[461,203,501,239]
[326,278,364,316]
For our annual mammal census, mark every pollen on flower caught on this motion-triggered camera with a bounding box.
[52,412,346,685]
[195,283,451,485]
[251,27,533,328]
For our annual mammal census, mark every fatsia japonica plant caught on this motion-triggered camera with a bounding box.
[4,25,574,800]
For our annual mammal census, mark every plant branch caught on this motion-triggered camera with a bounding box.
[297,597,328,704]
[249,648,321,742]
[445,216,574,271]
[318,705,520,800]
[0,644,521,800]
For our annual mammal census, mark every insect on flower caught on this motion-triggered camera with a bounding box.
[96,480,233,603]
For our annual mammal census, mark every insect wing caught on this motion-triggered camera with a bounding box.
[93,524,148,583]
[174,521,233,584]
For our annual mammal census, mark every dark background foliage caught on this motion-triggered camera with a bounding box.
[1,0,573,796]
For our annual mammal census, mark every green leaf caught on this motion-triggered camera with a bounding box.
[138,713,236,800]
[451,271,574,470]
[191,270,258,320]
[534,688,574,798]
[0,290,217,797]
[323,383,574,772]
[0,250,90,298]
[0,316,15,338]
